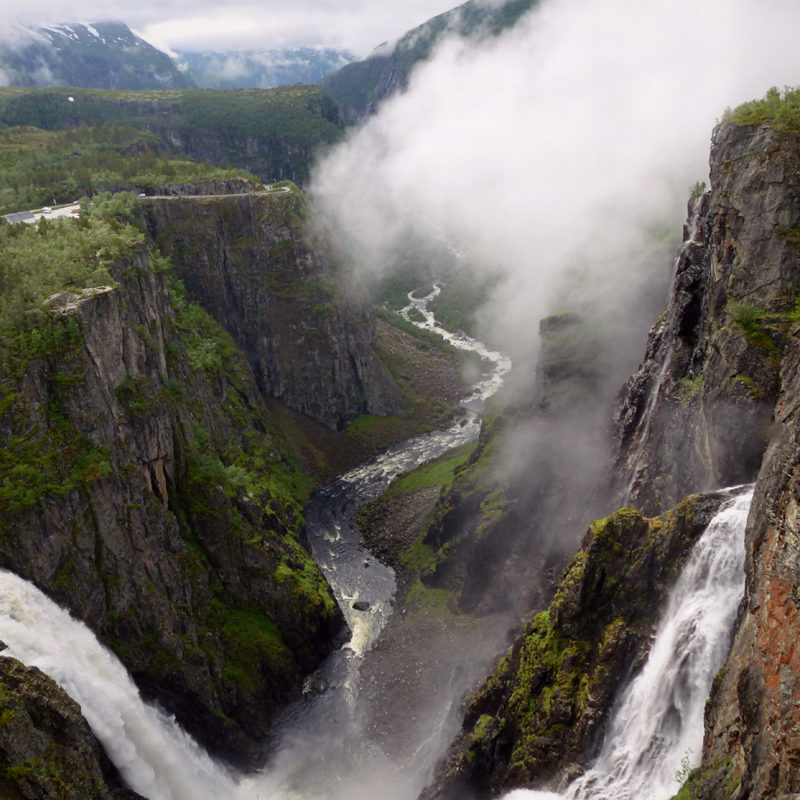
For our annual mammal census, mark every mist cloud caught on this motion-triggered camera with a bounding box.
[311,0,800,370]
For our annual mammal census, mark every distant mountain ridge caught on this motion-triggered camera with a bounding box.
[321,0,539,122]
[177,47,356,89]
[0,21,194,90]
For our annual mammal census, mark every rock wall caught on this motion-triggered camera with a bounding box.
[614,121,800,515]
[685,331,800,799]
[0,244,343,766]
[424,115,800,800]
[607,118,800,799]
[144,187,405,430]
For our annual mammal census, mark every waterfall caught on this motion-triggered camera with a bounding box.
[503,486,753,800]
[0,570,246,800]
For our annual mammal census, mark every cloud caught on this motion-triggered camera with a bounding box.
[2,0,461,56]
[311,0,800,373]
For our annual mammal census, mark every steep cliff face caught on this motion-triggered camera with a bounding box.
[144,186,405,430]
[605,114,800,799]
[684,332,800,800]
[424,491,732,799]
[614,121,800,515]
[0,653,142,800]
[0,243,342,765]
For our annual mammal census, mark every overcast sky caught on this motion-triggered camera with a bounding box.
[3,0,460,56]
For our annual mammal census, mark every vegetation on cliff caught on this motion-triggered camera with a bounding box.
[0,192,343,764]
[0,122,258,215]
[722,85,800,130]
[0,655,141,800]
[428,492,730,797]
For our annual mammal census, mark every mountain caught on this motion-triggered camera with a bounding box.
[320,0,539,122]
[421,89,800,799]
[0,84,343,186]
[0,21,194,90]
[177,47,356,89]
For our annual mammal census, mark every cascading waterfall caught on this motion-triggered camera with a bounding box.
[0,569,246,800]
[504,485,753,800]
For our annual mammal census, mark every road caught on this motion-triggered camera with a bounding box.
[3,185,290,225]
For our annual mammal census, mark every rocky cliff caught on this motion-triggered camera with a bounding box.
[614,120,800,515]
[424,490,734,799]
[424,102,800,799]
[0,236,344,766]
[143,185,405,430]
[638,108,800,800]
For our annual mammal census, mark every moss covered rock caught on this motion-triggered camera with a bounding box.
[0,654,142,800]
[424,490,734,798]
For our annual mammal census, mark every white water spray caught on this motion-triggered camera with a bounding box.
[505,486,753,800]
[0,570,246,800]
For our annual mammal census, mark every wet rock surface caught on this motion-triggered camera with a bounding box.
[0,654,143,800]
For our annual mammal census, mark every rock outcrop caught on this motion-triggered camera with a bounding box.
[423,491,734,799]
[0,653,142,800]
[144,186,405,430]
[0,241,343,766]
[614,121,800,515]
[418,312,615,618]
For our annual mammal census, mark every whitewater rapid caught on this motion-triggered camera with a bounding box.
[504,486,753,800]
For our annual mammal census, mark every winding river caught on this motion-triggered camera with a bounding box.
[0,286,511,800]
[242,285,511,798]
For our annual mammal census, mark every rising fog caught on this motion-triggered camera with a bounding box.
[312,0,800,376]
